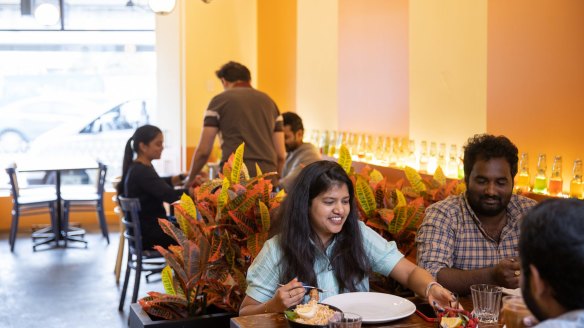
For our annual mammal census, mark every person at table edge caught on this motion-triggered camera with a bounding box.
[518,198,584,328]
[416,134,537,295]
[239,160,455,316]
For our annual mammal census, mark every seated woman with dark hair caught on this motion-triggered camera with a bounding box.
[116,124,186,250]
[239,160,456,316]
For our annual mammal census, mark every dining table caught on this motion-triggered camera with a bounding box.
[16,158,100,249]
[230,296,502,328]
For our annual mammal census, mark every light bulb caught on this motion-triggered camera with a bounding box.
[34,3,60,26]
[148,0,176,15]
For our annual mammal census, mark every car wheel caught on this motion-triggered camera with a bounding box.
[0,129,29,153]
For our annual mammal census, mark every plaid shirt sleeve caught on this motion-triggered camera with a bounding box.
[416,196,459,278]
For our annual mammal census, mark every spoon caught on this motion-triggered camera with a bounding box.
[277,283,327,293]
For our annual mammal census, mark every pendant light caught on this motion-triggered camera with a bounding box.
[148,0,176,15]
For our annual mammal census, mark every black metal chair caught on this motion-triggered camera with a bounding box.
[61,162,110,247]
[5,167,59,252]
[117,196,166,311]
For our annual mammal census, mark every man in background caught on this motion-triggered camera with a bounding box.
[184,61,286,188]
[519,198,584,327]
[416,134,537,295]
[278,112,321,191]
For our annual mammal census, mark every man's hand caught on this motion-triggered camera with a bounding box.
[493,257,521,288]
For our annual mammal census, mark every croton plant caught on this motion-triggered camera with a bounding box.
[138,143,285,319]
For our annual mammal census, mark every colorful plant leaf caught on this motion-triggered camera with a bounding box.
[158,219,188,246]
[404,166,427,193]
[217,177,230,213]
[395,189,407,207]
[433,166,447,186]
[162,265,176,295]
[338,144,352,174]
[231,143,245,185]
[255,163,262,176]
[258,201,270,232]
[369,169,384,185]
[247,232,268,259]
[355,176,376,217]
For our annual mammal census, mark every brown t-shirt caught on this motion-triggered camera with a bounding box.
[203,86,283,177]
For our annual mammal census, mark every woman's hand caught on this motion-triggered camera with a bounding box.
[428,283,460,310]
[270,278,306,312]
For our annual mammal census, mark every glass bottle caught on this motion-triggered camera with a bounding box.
[418,140,428,173]
[570,159,583,199]
[532,153,548,194]
[447,144,458,178]
[548,156,563,196]
[319,130,329,156]
[327,130,337,157]
[514,152,530,193]
[437,142,447,172]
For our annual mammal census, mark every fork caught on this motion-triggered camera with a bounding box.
[277,283,327,293]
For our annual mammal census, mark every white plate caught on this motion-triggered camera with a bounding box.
[322,292,416,323]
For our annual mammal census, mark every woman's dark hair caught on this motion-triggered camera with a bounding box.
[278,160,370,293]
[519,199,584,311]
[116,124,162,195]
[215,61,251,82]
[463,134,518,184]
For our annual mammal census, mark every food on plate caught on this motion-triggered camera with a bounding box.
[438,307,479,328]
[285,288,338,326]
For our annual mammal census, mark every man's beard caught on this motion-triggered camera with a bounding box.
[521,269,548,322]
[467,194,506,217]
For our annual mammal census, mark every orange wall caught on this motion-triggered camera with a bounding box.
[338,0,409,136]
[257,0,297,113]
[487,1,584,191]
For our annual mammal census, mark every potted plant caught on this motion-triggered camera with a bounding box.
[129,143,284,328]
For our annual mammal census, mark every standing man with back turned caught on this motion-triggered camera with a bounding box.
[416,134,537,295]
[278,112,321,191]
[184,61,286,188]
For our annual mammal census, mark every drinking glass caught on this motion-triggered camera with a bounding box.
[470,284,502,323]
[502,295,536,328]
[328,312,362,328]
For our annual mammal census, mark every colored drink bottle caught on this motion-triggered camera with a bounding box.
[570,159,583,199]
[548,155,563,196]
[515,152,530,193]
[532,153,548,194]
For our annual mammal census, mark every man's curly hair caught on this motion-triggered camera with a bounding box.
[463,134,518,184]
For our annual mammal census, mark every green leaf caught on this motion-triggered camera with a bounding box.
[338,144,352,174]
[284,310,299,320]
[404,166,427,193]
[355,176,376,217]
[255,163,262,177]
[162,265,176,295]
[231,143,245,185]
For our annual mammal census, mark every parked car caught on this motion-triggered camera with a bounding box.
[0,96,104,153]
[26,99,151,185]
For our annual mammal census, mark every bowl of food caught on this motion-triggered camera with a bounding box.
[285,302,343,328]
[438,307,479,328]
[284,288,342,327]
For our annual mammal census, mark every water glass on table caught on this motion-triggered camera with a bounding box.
[470,284,503,323]
[502,295,537,328]
[328,312,362,328]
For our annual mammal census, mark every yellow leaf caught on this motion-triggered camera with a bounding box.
[231,143,245,184]
[355,176,376,216]
[338,144,352,174]
[162,265,176,295]
[395,189,407,207]
[258,201,270,232]
[255,163,262,177]
[274,189,287,202]
[433,166,447,185]
[370,169,384,185]
[180,193,196,219]
[405,166,427,193]
[217,177,230,212]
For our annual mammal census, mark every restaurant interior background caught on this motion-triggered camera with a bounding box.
[1,0,583,233]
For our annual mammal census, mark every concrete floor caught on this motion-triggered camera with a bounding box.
[0,225,164,328]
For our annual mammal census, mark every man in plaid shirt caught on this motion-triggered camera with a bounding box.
[416,134,537,295]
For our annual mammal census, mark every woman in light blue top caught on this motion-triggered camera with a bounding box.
[240,160,455,316]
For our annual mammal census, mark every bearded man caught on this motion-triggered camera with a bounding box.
[416,134,537,295]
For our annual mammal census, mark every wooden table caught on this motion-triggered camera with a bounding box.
[231,297,502,328]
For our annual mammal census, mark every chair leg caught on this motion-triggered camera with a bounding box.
[131,259,142,305]
[97,201,110,244]
[62,201,70,248]
[118,256,132,311]
[114,222,125,284]
[9,209,19,252]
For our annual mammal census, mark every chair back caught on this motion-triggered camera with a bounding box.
[117,196,143,254]
[5,167,20,200]
[96,162,107,198]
